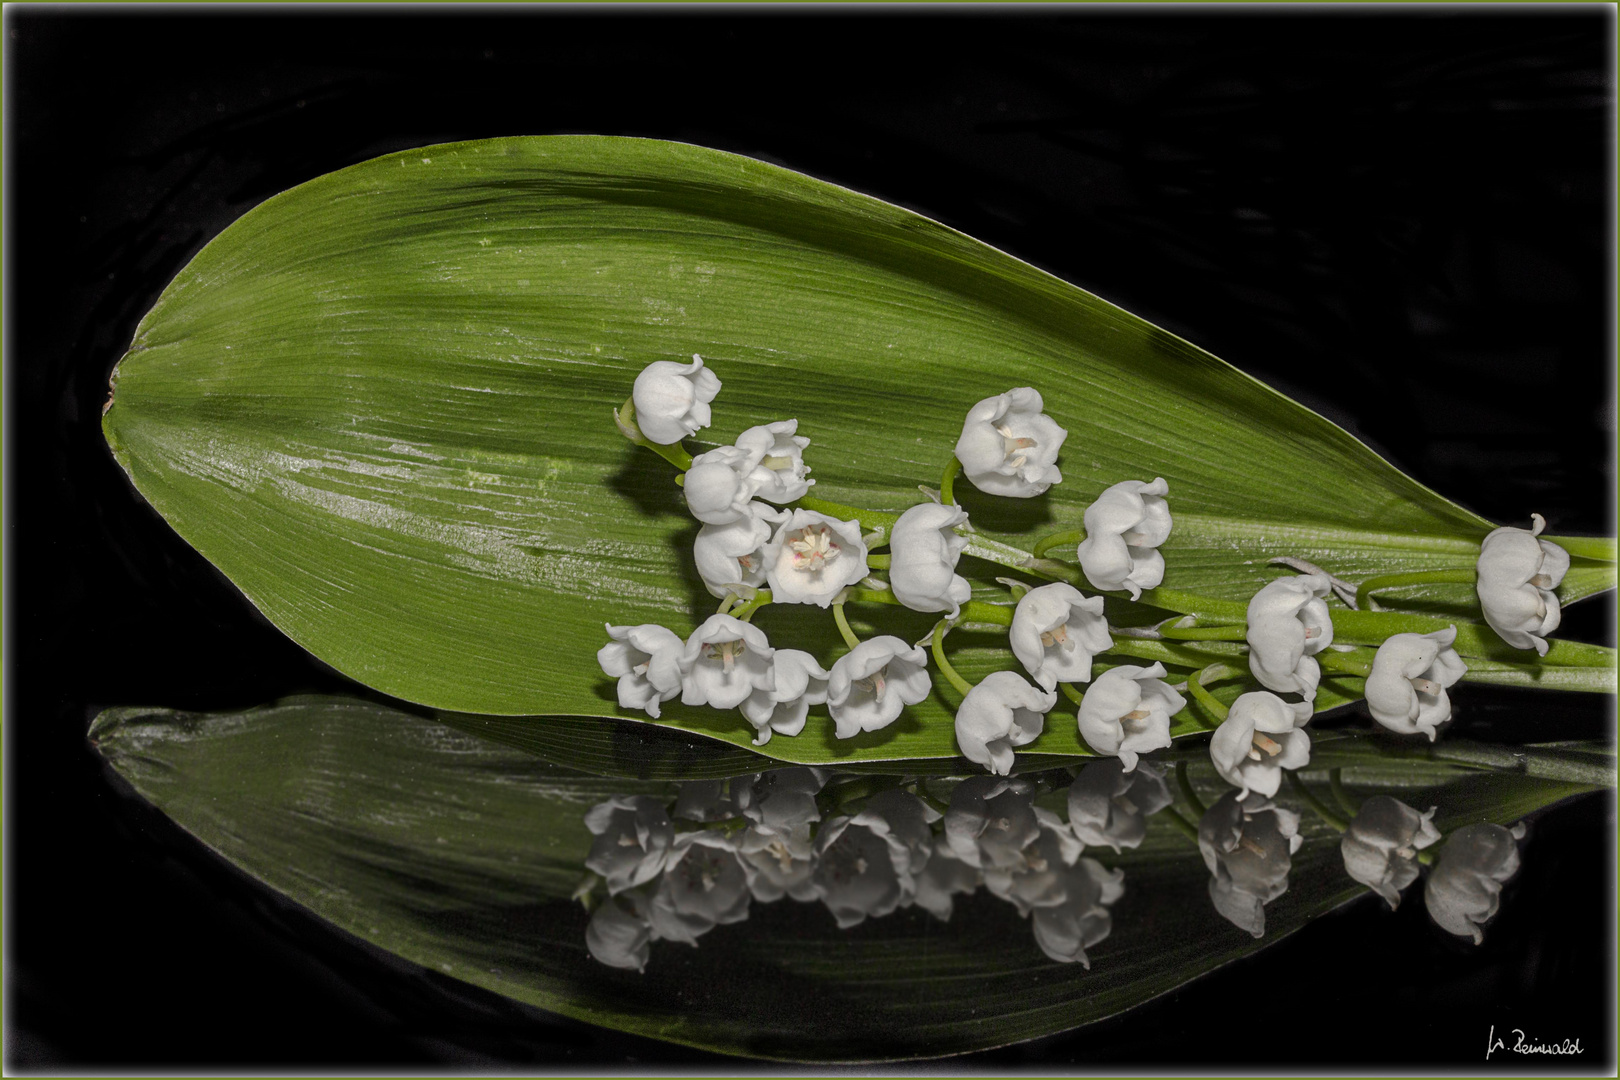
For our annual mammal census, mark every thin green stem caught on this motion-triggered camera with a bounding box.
[931,620,974,697]
[831,602,862,651]
[961,599,1014,627]
[1160,806,1201,843]
[865,554,891,570]
[1033,529,1084,560]
[1328,768,1359,818]
[794,495,899,538]
[1356,567,1476,611]
[716,594,737,615]
[1175,761,1208,818]
[1286,770,1349,833]
[940,455,962,508]
[730,590,772,622]
[1059,682,1086,709]
[1318,650,1373,678]
[1186,666,1231,724]
[847,586,901,607]
[1159,622,1249,642]
[1136,587,1250,620]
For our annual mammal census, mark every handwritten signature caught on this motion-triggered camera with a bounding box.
[1486,1024,1583,1060]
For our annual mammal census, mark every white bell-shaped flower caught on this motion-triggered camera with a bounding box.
[1209,691,1313,800]
[888,502,972,618]
[631,354,721,444]
[910,836,982,922]
[597,623,686,719]
[733,768,827,902]
[680,614,774,711]
[734,419,814,504]
[1476,514,1570,656]
[1030,857,1126,967]
[1246,574,1335,700]
[812,791,938,928]
[1365,627,1468,741]
[693,502,788,600]
[1066,759,1173,852]
[739,649,829,745]
[584,794,675,894]
[984,806,1084,914]
[1076,478,1172,600]
[943,775,1041,870]
[1009,582,1113,691]
[1425,821,1526,944]
[684,445,764,526]
[953,386,1067,498]
[826,636,932,738]
[1341,796,1440,910]
[954,670,1056,775]
[585,893,652,971]
[1075,662,1185,772]
[646,831,752,946]
[761,509,869,608]
[1198,791,1302,938]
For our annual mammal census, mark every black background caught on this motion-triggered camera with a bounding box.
[5,7,1615,1071]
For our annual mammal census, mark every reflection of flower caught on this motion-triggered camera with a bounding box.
[647,831,752,946]
[826,636,931,738]
[734,419,814,504]
[631,354,720,444]
[1197,791,1302,938]
[761,508,869,608]
[953,386,1067,498]
[1076,478,1171,600]
[740,649,830,746]
[888,502,972,618]
[694,502,786,600]
[1246,574,1335,700]
[1066,759,1172,852]
[1009,582,1112,692]
[1075,663,1185,772]
[984,807,1084,915]
[944,775,1041,870]
[597,623,686,719]
[1425,821,1526,944]
[812,791,939,928]
[735,767,826,852]
[1476,515,1570,656]
[1208,691,1312,800]
[911,836,981,921]
[585,892,652,971]
[584,795,675,894]
[1365,627,1467,741]
[955,671,1056,776]
[680,614,774,711]
[671,779,736,823]
[1031,857,1126,967]
[1341,796,1440,909]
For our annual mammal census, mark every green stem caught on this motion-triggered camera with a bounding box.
[1033,529,1084,560]
[866,554,891,570]
[1160,806,1201,843]
[1356,567,1476,611]
[1059,682,1086,709]
[730,590,772,622]
[1328,768,1359,818]
[716,594,737,615]
[1318,650,1374,678]
[1136,588,1249,620]
[1186,666,1231,724]
[1159,622,1249,642]
[930,620,974,697]
[940,455,962,508]
[831,602,862,651]
[794,495,899,538]
[1175,761,1208,818]
[1286,770,1349,833]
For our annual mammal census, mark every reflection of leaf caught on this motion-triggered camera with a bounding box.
[99,136,1612,765]
[90,696,1607,1062]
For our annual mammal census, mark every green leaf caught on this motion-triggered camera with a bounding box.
[90,696,1606,1063]
[102,135,1614,765]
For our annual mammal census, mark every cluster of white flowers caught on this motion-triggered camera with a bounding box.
[582,763,1155,971]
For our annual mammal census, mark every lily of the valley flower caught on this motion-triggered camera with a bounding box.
[646,831,752,946]
[1246,573,1335,700]
[733,768,827,902]
[1066,759,1173,852]
[1198,791,1302,938]
[694,502,787,600]
[943,775,1041,870]
[954,670,1057,776]
[680,614,774,711]
[1425,821,1526,944]
[1030,857,1126,967]
[1341,796,1440,910]
[826,636,932,738]
[734,420,814,503]
[1076,478,1172,600]
[1365,627,1467,740]
[597,624,686,719]
[1476,514,1570,656]
[762,509,869,607]
[1209,691,1313,800]
[953,387,1067,498]
[584,794,675,894]
[1009,582,1113,691]
[984,806,1084,915]
[911,836,982,922]
[812,791,939,928]
[1074,662,1186,772]
[684,445,764,526]
[585,893,653,971]
[631,354,721,444]
[888,502,972,618]
[739,649,830,745]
